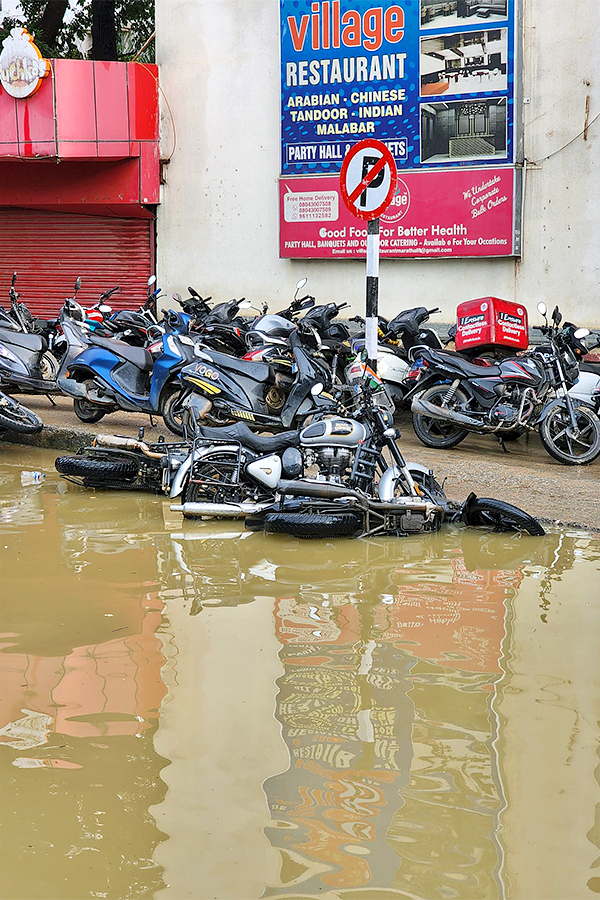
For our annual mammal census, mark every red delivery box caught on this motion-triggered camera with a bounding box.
[455,297,529,352]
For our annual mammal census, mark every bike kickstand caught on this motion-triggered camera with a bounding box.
[46,393,57,407]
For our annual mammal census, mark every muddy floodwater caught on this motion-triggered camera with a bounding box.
[1,446,599,900]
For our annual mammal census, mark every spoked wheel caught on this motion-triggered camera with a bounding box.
[412,385,470,449]
[73,398,106,423]
[462,494,545,535]
[0,395,43,434]
[539,402,600,465]
[183,449,265,508]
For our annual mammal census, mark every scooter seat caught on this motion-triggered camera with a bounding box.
[197,421,300,453]
[0,327,46,353]
[89,334,153,371]
[200,348,270,382]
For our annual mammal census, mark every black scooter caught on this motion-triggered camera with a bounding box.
[178,324,338,431]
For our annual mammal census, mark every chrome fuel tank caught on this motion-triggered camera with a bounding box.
[300,417,367,448]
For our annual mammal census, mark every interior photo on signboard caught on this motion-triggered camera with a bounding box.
[420,0,509,30]
[420,97,507,163]
[420,29,508,97]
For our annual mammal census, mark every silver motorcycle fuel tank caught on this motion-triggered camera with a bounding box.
[300,418,367,448]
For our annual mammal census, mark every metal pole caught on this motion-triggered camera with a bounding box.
[365,217,380,373]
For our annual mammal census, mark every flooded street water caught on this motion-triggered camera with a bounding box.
[1,446,599,900]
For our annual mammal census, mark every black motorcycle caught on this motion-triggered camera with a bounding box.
[409,302,600,465]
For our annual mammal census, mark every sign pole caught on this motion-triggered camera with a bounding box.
[365,217,380,374]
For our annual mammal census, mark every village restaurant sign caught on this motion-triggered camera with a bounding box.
[0,28,50,99]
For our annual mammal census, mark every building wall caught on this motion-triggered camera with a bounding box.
[155,0,600,326]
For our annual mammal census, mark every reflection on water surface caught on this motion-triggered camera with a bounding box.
[0,449,599,900]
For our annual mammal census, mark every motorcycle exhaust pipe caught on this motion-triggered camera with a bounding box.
[411,397,487,431]
[94,433,164,459]
[174,500,271,518]
[277,479,369,506]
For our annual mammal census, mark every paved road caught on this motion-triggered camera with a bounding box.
[3,393,600,532]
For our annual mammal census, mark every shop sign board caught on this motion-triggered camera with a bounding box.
[279,0,521,258]
[0,28,50,99]
[280,166,518,258]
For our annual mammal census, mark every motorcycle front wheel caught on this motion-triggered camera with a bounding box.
[0,395,43,434]
[412,384,470,449]
[73,398,106,423]
[539,402,600,465]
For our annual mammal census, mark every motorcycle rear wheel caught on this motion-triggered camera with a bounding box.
[462,495,545,535]
[183,449,263,507]
[73,398,106,423]
[539,403,600,465]
[412,385,470,449]
[55,455,138,482]
[0,396,43,434]
[162,387,186,436]
[264,510,363,539]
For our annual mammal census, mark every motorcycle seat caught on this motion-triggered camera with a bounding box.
[428,349,502,377]
[0,327,46,353]
[197,421,300,453]
[89,333,153,371]
[200,349,270,382]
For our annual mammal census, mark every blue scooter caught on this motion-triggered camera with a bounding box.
[59,308,198,434]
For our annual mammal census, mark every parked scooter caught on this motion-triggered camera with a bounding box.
[175,323,338,431]
[58,303,199,433]
[0,273,72,393]
[349,306,448,408]
[410,302,600,465]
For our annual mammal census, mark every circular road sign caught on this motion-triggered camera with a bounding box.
[340,139,398,221]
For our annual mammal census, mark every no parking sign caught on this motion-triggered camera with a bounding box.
[340,139,397,221]
[340,140,397,370]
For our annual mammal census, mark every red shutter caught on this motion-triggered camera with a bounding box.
[0,210,155,318]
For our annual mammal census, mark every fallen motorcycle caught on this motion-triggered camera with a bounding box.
[54,381,545,540]
[410,302,600,465]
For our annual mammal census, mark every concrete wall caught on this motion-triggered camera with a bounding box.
[155,0,600,326]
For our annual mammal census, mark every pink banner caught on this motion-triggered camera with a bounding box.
[280,167,516,259]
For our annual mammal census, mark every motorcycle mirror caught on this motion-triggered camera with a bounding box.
[11,272,17,286]
[74,277,81,294]
[295,277,308,291]
[238,299,252,310]
[311,382,324,396]
[574,327,590,339]
[147,275,157,287]
[552,306,562,326]
[172,292,182,304]
[537,301,547,317]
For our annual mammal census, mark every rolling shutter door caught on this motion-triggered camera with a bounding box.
[0,210,155,318]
